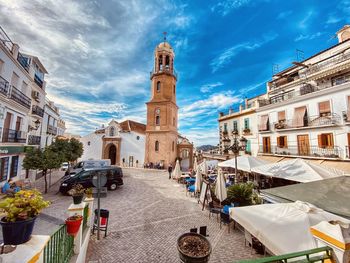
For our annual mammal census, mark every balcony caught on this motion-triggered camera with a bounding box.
[242,128,252,135]
[28,135,41,145]
[1,128,27,143]
[0,76,9,96]
[34,74,44,88]
[150,67,178,79]
[9,86,31,109]
[47,125,58,135]
[273,113,341,131]
[259,145,342,159]
[32,105,44,117]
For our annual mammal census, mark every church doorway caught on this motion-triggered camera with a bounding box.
[108,144,117,165]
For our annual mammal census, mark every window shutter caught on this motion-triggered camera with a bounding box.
[278,111,285,121]
[318,134,323,148]
[284,136,288,148]
[319,101,330,115]
[277,137,281,147]
[329,134,334,148]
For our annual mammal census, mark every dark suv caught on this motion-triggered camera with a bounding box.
[59,167,123,194]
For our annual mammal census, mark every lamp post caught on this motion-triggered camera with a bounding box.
[222,130,247,181]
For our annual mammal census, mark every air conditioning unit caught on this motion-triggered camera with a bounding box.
[32,91,40,102]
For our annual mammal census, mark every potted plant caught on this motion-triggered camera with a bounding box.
[227,183,254,207]
[65,214,83,236]
[0,190,50,245]
[68,184,85,204]
[243,128,251,134]
[85,187,93,198]
[177,232,212,263]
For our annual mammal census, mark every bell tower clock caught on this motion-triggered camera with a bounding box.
[144,36,178,168]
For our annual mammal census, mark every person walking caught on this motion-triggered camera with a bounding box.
[168,164,173,179]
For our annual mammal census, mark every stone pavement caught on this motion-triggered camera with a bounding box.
[86,168,261,263]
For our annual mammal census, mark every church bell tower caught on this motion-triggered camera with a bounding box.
[144,35,178,168]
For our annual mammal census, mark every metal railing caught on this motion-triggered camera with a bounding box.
[1,128,27,143]
[150,67,178,79]
[32,105,44,117]
[9,86,31,109]
[43,224,74,263]
[28,135,41,145]
[273,113,341,130]
[259,145,342,159]
[236,246,333,263]
[47,125,58,135]
[0,76,9,96]
[0,25,14,54]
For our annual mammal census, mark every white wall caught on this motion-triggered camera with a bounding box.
[80,132,104,160]
[120,131,145,167]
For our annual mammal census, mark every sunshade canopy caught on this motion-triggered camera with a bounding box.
[261,176,350,218]
[251,158,344,183]
[218,155,269,172]
[229,201,350,255]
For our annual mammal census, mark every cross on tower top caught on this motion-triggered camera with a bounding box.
[163,32,167,42]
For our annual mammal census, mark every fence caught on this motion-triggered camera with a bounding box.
[43,224,74,263]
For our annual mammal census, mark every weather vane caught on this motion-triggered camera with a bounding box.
[163,32,167,42]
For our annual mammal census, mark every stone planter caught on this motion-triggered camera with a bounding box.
[177,232,212,263]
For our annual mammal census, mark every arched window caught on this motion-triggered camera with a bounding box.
[155,141,159,152]
[158,55,163,70]
[173,85,176,94]
[165,55,170,69]
[156,81,161,92]
[172,141,175,151]
[155,108,160,126]
[173,117,175,126]
[109,127,115,136]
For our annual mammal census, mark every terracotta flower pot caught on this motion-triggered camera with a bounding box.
[66,216,82,236]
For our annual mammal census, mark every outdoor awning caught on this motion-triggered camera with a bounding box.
[257,156,284,163]
[318,160,350,175]
[259,115,269,131]
[292,106,306,127]
[251,158,344,183]
[261,176,350,218]
[218,155,269,172]
[229,201,350,255]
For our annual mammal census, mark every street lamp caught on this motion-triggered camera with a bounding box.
[222,130,247,181]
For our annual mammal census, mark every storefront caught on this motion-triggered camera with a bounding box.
[0,146,27,183]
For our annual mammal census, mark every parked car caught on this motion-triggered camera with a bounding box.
[61,162,69,171]
[65,159,111,176]
[59,167,123,194]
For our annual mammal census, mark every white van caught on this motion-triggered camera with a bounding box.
[68,159,111,175]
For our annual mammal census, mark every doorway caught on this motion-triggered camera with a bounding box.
[108,145,117,165]
[129,156,134,167]
[262,137,271,153]
[297,135,310,156]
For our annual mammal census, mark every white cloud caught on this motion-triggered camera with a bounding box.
[299,10,314,29]
[210,32,278,72]
[277,10,292,20]
[200,82,223,93]
[294,32,323,42]
[211,0,251,16]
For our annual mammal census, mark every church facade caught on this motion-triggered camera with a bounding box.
[145,39,193,169]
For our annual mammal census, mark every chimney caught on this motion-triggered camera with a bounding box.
[11,43,19,59]
[336,25,350,43]
[311,220,350,263]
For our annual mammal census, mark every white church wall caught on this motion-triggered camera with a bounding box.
[120,131,145,167]
[79,132,103,161]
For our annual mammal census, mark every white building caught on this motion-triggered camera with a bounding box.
[256,25,350,169]
[79,120,146,167]
[218,95,265,157]
[41,99,62,148]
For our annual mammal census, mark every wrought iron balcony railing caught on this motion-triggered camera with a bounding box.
[259,145,342,159]
[9,86,31,109]
[1,128,27,143]
[273,113,341,130]
[0,75,9,96]
[47,125,58,135]
[17,52,29,72]
[28,135,41,145]
[32,105,44,117]
[34,74,44,88]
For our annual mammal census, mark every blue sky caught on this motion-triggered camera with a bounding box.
[0,0,348,145]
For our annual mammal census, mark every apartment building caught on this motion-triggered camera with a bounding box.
[256,25,350,164]
[41,99,61,148]
[218,95,265,157]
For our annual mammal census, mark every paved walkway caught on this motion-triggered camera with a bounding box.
[86,168,261,263]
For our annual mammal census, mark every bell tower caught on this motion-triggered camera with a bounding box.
[145,35,178,168]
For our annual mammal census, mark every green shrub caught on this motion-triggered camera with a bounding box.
[227,183,254,206]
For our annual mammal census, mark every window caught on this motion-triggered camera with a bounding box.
[172,141,175,151]
[165,55,170,68]
[109,127,115,136]
[318,101,331,116]
[11,72,19,88]
[233,121,238,132]
[278,111,286,122]
[21,81,28,93]
[158,55,163,70]
[173,117,175,126]
[155,108,160,126]
[223,123,228,132]
[9,156,18,178]
[0,157,9,182]
[156,81,161,92]
[155,141,159,152]
[244,118,250,129]
[79,171,92,180]
[0,59,4,74]
[277,136,288,148]
[318,133,334,148]
[173,85,176,94]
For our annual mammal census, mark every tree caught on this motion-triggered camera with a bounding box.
[23,147,62,193]
[50,138,83,165]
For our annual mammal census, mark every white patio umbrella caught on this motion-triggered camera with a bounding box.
[194,168,202,193]
[215,169,227,202]
[172,160,181,180]
[193,157,198,173]
[229,201,350,255]
[218,156,269,172]
[251,158,344,183]
[202,159,208,175]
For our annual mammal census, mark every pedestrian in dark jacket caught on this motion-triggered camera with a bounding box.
[168,164,173,179]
